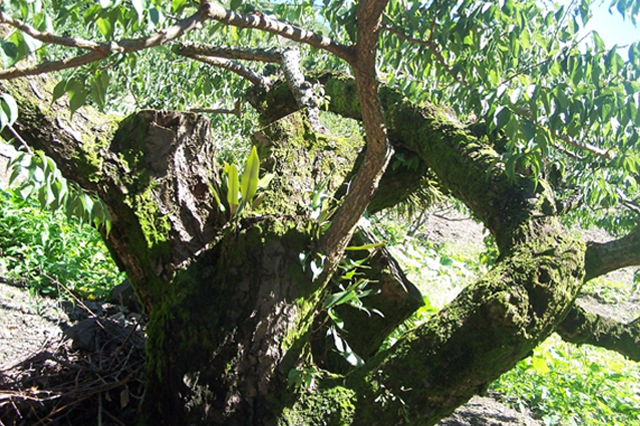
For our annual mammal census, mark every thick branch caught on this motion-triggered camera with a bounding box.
[200,0,354,63]
[183,54,268,87]
[0,11,204,79]
[557,304,640,361]
[584,225,640,281]
[345,230,586,425]
[176,42,282,63]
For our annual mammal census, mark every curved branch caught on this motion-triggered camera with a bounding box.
[557,304,640,361]
[320,0,392,271]
[584,225,640,281]
[176,42,282,63]
[200,0,354,63]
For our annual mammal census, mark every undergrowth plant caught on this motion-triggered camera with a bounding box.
[492,334,640,426]
[0,189,123,300]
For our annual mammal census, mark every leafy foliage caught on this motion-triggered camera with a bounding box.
[493,334,640,426]
[7,148,112,232]
[208,146,273,220]
[0,189,123,299]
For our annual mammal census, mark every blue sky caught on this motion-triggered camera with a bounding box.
[586,1,639,46]
[558,0,639,47]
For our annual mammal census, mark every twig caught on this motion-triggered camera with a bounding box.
[182,53,268,87]
[177,42,282,63]
[189,107,236,114]
[381,22,467,86]
[5,124,34,155]
[107,322,140,371]
[0,12,104,51]
[514,107,613,159]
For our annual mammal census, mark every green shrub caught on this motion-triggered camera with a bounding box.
[492,334,640,425]
[0,189,123,300]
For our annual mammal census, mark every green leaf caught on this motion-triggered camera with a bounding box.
[96,16,114,38]
[0,93,18,127]
[593,31,606,53]
[240,146,260,204]
[344,242,384,251]
[52,79,67,103]
[0,41,19,68]
[226,163,239,216]
[206,178,226,213]
[258,173,274,189]
[495,107,512,130]
[132,0,145,24]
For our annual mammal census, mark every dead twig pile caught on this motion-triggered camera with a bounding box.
[0,316,145,426]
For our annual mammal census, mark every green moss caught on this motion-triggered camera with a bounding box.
[253,111,362,217]
[281,385,357,426]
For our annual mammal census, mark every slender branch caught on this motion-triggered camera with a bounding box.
[189,107,239,116]
[381,22,467,86]
[280,46,324,131]
[514,107,613,160]
[321,0,392,272]
[6,124,34,155]
[557,304,640,361]
[584,224,640,281]
[177,42,282,63]
[0,11,104,51]
[183,54,268,87]
[0,10,204,80]
[200,0,355,63]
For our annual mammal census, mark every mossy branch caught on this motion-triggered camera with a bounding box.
[557,304,640,361]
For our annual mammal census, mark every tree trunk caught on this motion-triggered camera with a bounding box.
[2,73,635,425]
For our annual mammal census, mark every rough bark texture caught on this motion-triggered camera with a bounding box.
[3,70,638,426]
